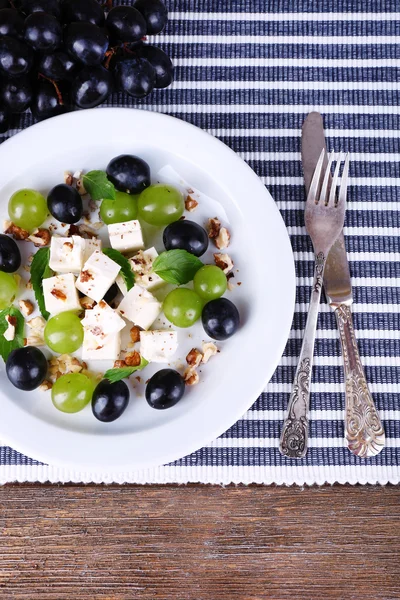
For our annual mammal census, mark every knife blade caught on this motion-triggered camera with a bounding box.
[301,111,352,306]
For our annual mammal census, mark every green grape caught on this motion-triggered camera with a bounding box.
[52,373,94,414]
[193,265,227,301]
[0,271,18,309]
[100,191,139,225]
[8,189,47,232]
[163,288,202,328]
[138,184,184,226]
[44,311,84,354]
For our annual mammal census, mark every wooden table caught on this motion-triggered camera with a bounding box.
[0,484,399,599]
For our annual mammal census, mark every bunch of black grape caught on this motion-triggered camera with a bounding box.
[0,0,172,133]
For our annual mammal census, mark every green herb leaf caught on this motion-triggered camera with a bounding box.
[104,357,149,383]
[0,307,25,362]
[30,247,53,320]
[83,170,116,201]
[102,248,134,291]
[152,249,203,285]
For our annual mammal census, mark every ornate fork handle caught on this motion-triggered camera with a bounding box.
[335,304,385,457]
[279,252,326,459]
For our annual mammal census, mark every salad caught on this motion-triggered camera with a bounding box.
[0,154,240,423]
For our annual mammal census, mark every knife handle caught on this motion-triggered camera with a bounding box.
[335,304,385,457]
[279,254,326,459]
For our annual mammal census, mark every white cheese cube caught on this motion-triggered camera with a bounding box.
[43,273,81,315]
[108,220,144,254]
[117,284,161,330]
[116,247,164,295]
[82,238,102,263]
[140,330,178,363]
[76,251,120,302]
[82,331,121,361]
[49,235,85,274]
[81,300,125,336]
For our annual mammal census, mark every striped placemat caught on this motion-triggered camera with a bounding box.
[0,0,399,485]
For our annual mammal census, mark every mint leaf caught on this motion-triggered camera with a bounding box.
[0,307,24,362]
[102,248,134,291]
[152,249,203,285]
[31,247,53,320]
[104,357,149,383]
[83,170,116,201]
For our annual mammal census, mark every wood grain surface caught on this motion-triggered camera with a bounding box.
[0,484,399,599]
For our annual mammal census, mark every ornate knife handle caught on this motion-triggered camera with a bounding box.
[335,304,385,458]
[279,252,325,459]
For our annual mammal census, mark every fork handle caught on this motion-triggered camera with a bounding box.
[279,252,326,459]
[334,304,385,457]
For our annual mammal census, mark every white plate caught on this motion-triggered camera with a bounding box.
[0,108,295,472]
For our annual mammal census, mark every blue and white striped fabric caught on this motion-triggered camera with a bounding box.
[0,0,399,484]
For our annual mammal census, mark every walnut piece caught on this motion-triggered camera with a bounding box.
[64,171,73,186]
[124,351,141,367]
[4,220,29,240]
[19,299,34,317]
[202,342,218,364]
[48,354,85,383]
[113,360,126,369]
[26,316,46,346]
[185,195,198,212]
[3,315,15,342]
[80,270,93,283]
[28,228,51,247]
[184,367,200,386]
[39,380,53,392]
[51,288,67,301]
[207,217,221,240]
[186,348,202,367]
[80,296,96,310]
[215,227,230,250]
[130,325,141,343]
[213,252,234,274]
[78,223,98,238]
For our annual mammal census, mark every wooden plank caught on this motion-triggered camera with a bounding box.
[0,485,399,599]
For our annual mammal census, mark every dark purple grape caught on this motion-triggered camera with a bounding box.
[202,298,240,341]
[134,0,167,34]
[1,76,32,112]
[106,154,150,194]
[38,50,77,81]
[32,80,67,121]
[0,233,21,272]
[0,36,33,77]
[163,220,209,257]
[47,183,83,223]
[21,0,61,18]
[24,12,62,51]
[103,282,118,304]
[61,0,104,26]
[106,5,146,43]
[139,44,173,88]
[114,57,155,98]
[6,346,48,391]
[145,369,185,410]
[0,8,24,37]
[0,105,10,133]
[71,65,112,108]
[92,379,130,422]
[65,22,108,66]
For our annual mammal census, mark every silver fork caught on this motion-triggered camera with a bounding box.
[279,150,349,459]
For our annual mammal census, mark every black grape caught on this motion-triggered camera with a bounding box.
[134,0,167,35]
[38,51,77,81]
[24,12,62,51]
[32,80,67,121]
[21,0,61,18]
[0,36,33,77]
[61,0,104,26]
[1,76,33,113]
[65,22,108,66]
[71,65,112,108]
[0,8,24,37]
[139,44,173,88]
[114,57,156,98]
[0,105,10,133]
[106,5,146,43]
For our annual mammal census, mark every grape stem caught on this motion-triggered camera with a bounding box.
[38,73,64,106]
[104,47,118,69]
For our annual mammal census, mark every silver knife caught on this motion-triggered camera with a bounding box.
[301,112,385,458]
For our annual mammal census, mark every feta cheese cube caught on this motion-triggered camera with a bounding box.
[117,285,161,330]
[81,300,125,336]
[82,238,102,263]
[108,220,144,254]
[43,273,81,315]
[76,251,120,302]
[116,247,164,295]
[49,235,85,274]
[140,330,178,363]
[82,331,121,361]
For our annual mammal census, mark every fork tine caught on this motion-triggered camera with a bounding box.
[329,152,342,205]
[338,153,350,206]
[319,151,335,205]
[307,149,325,205]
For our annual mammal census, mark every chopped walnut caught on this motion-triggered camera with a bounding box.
[113,360,126,369]
[201,342,218,364]
[26,279,33,290]
[27,228,51,247]
[185,195,198,212]
[186,348,203,367]
[78,223,98,238]
[215,227,230,250]
[26,316,46,346]
[51,288,67,301]
[3,315,16,342]
[207,217,221,240]
[48,354,85,383]
[80,296,96,310]
[214,252,234,274]
[76,177,87,195]
[64,171,73,186]
[4,220,29,240]
[184,367,200,386]
[80,270,93,283]
[124,351,141,367]
[63,241,73,252]
[19,299,34,317]
[67,224,80,236]
[39,380,52,392]
[130,325,141,343]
